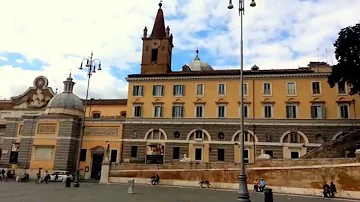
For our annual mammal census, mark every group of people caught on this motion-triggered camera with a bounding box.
[323,181,337,198]
[0,169,12,181]
[150,174,160,185]
[253,178,266,192]
[35,169,51,184]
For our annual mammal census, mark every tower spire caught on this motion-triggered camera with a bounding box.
[150,1,166,38]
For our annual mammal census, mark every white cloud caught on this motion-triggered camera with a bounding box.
[0,0,359,99]
[0,56,7,61]
[15,59,24,64]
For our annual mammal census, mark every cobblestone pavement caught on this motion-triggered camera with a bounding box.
[0,181,349,202]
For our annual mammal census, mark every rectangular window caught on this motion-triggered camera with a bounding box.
[196,84,204,96]
[286,104,297,118]
[244,149,249,163]
[217,148,225,161]
[312,82,321,94]
[79,149,87,162]
[339,104,349,119]
[173,85,185,96]
[195,148,202,161]
[240,104,249,118]
[92,113,100,118]
[110,150,117,163]
[173,147,180,160]
[172,105,184,118]
[263,104,272,118]
[311,105,325,119]
[242,83,248,95]
[195,131,203,139]
[130,146,138,158]
[338,83,346,94]
[217,84,226,95]
[264,150,273,158]
[287,82,296,95]
[217,104,226,118]
[133,105,142,117]
[132,85,144,96]
[153,105,163,118]
[152,85,164,96]
[195,105,204,118]
[290,151,300,159]
[151,49,158,62]
[34,147,53,161]
[263,83,271,95]
[290,133,299,143]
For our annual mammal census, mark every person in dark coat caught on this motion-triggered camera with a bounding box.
[323,182,330,197]
[329,181,337,197]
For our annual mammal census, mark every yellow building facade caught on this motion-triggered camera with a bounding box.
[121,3,360,165]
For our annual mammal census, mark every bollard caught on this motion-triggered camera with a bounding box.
[127,179,135,194]
[65,176,71,187]
[264,188,273,202]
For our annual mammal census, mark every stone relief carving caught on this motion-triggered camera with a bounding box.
[84,127,119,136]
[37,123,56,134]
[13,76,52,109]
[29,89,50,108]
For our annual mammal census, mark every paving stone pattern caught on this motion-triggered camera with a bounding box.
[0,182,340,202]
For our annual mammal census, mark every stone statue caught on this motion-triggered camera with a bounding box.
[257,149,271,160]
[179,154,191,162]
[104,142,110,162]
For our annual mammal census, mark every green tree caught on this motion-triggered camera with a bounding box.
[328,22,360,95]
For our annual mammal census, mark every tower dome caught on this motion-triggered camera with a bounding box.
[45,74,84,117]
[187,49,213,71]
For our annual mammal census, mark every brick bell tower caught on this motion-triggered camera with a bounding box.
[140,2,173,75]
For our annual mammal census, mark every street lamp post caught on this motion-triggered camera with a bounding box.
[73,51,102,187]
[227,0,256,201]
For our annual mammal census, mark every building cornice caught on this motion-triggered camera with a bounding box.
[126,72,331,82]
[124,118,358,126]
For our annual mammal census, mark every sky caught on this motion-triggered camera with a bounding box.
[0,0,359,100]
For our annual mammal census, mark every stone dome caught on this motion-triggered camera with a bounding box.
[187,49,213,71]
[45,74,84,117]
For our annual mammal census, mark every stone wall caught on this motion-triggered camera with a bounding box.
[112,157,359,170]
[302,130,360,158]
[110,158,360,192]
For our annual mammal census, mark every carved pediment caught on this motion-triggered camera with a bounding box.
[11,76,55,109]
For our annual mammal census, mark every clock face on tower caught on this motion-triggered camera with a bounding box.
[151,39,161,49]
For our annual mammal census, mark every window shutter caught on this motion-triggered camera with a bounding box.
[160,106,163,117]
[152,86,156,96]
[139,106,142,117]
[172,106,175,117]
[286,106,289,118]
[132,86,136,96]
[311,106,316,118]
[322,105,326,118]
[182,85,185,95]
[140,86,144,96]
[161,86,164,96]
[173,85,176,96]
[181,106,184,117]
